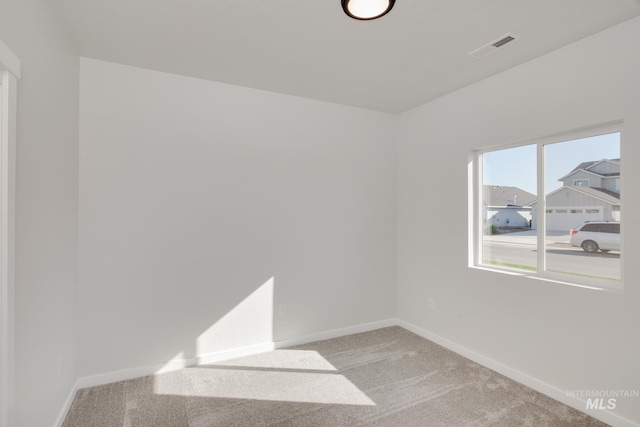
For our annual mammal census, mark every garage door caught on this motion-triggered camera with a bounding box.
[545,206,602,231]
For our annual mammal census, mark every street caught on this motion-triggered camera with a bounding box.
[482,232,620,281]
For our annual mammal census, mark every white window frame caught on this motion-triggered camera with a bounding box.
[573,179,589,186]
[470,121,623,291]
[0,38,19,427]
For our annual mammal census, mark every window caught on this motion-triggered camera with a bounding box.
[584,223,619,234]
[472,124,622,289]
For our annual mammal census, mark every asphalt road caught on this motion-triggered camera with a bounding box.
[483,240,620,281]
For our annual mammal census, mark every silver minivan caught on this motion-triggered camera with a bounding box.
[569,221,620,253]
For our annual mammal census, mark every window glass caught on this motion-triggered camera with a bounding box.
[475,128,621,287]
[601,223,619,234]
[544,133,620,281]
[481,144,536,271]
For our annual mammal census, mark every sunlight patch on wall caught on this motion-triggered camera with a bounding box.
[196,277,274,355]
[154,277,275,374]
[155,351,188,374]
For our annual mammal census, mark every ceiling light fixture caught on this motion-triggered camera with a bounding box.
[342,0,396,20]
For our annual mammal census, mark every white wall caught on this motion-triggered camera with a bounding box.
[78,58,397,377]
[0,0,79,426]
[397,17,640,425]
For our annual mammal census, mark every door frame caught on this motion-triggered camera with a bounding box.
[0,37,20,427]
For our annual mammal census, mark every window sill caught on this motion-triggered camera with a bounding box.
[469,264,623,294]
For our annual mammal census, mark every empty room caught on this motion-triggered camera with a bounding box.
[1,0,639,426]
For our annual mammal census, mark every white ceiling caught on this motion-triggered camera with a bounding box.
[56,0,640,113]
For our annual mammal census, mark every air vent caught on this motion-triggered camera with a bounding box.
[469,33,521,59]
[492,35,515,48]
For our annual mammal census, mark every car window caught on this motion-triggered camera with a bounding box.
[601,223,620,234]
[579,223,619,233]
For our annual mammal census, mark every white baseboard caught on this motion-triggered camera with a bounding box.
[74,318,399,391]
[75,341,276,390]
[54,379,79,427]
[74,318,398,391]
[275,318,398,349]
[396,319,639,427]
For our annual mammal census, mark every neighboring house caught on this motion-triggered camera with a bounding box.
[483,185,536,228]
[557,158,620,192]
[531,159,620,231]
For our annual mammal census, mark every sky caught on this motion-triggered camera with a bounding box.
[482,132,620,195]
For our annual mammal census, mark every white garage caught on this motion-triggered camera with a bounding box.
[544,206,602,231]
[530,186,620,231]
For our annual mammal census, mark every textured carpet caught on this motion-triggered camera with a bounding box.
[63,326,608,426]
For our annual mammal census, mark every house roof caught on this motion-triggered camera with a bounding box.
[569,158,619,174]
[559,158,620,181]
[483,186,536,207]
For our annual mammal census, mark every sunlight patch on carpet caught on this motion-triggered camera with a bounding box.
[154,367,375,406]
[212,349,338,371]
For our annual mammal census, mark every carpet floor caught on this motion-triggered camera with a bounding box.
[63,326,608,426]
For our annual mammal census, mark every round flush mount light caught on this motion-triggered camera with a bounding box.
[342,0,396,20]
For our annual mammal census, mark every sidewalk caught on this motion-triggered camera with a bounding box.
[484,229,570,245]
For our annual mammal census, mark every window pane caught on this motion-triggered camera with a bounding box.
[544,132,620,281]
[481,144,537,271]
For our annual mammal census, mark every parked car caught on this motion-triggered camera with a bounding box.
[569,221,620,253]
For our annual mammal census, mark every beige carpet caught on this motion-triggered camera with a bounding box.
[63,326,608,426]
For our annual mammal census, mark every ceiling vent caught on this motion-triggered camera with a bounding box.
[469,33,521,59]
